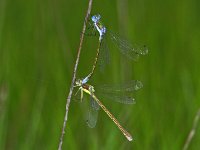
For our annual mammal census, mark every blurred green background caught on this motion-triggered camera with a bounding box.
[1,0,200,149]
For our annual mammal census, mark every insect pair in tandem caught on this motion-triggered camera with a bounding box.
[74,14,148,141]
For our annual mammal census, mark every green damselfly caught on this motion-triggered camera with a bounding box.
[74,79,143,141]
[83,14,148,83]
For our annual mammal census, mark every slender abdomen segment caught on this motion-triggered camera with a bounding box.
[86,40,102,80]
[92,93,133,141]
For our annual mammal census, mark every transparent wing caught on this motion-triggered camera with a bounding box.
[86,94,100,128]
[72,87,99,128]
[98,37,110,72]
[96,80,143,93]
[98,92,135,104]
[90,96,100,110]
[72,88,82,102]
[109,31,148,61]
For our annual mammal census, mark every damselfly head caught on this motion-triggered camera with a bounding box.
[75,79,82,86]
[91,14,101,23]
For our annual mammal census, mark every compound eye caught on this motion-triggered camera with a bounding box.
[75,79,81,85]
[75,80,78,85]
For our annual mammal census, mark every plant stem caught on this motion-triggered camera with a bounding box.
[58,0,93,149]
[183,108,200,150]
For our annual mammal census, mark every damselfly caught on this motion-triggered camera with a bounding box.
[74,79,143,141]
[83,14,148,83]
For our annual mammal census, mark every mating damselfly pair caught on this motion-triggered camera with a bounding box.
[75,14,148,141]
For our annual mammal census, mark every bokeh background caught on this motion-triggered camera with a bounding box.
[1,0,200,149]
